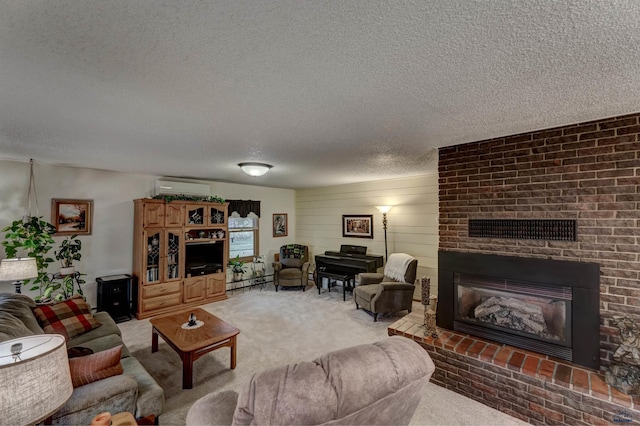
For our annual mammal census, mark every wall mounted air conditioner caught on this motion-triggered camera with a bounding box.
[154,180,211,197]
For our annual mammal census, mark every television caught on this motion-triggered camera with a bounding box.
[185,242,224,277]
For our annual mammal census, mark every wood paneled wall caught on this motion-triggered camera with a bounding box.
[295,174,439,295]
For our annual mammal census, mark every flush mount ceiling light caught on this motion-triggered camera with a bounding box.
[239,162,273,177]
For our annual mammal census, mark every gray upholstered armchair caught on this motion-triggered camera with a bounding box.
[186,336,435,426]
[353,253,417,321]
[272,244,310,291]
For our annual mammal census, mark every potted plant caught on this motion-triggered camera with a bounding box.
[55,235,82,275]
[2,216,57,301]
[228,255,247,281]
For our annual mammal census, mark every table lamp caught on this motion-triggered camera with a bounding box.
[0,334,73,424]
[0,257,38,293]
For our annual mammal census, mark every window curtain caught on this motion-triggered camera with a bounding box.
[227,200,261,218]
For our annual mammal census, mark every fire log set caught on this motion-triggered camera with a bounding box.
[472,296,558,341]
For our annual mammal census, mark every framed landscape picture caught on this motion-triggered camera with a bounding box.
[273,213,288,237]
[51,199,93,235]
[342,215,373,239]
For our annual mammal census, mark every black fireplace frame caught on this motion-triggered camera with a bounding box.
[437,250,600,370]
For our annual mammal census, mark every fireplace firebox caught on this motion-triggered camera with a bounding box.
[438,251,600,370]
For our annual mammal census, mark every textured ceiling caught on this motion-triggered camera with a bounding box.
[1,1,639,189]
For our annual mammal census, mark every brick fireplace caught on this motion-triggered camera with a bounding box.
[438,111,640,367]
[389,112,640,424]
[437,251,601,370]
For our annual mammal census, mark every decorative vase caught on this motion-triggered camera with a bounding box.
[425,295,438,338]
[420,277,431,305]
[60,266,75,276]
[233,272,243,281]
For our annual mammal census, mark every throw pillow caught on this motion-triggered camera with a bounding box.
[68,345,123,388]
[32,295,101,340]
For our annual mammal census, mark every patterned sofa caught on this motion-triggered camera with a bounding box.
[0,293,164,424]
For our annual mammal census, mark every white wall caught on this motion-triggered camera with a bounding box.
[0,159,295,307]
[295,175,439,297]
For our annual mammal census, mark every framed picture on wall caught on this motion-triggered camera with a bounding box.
[342,215,373,238]
[51,199,93,235]
[273,213,288,237]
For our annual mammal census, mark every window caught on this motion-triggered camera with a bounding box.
[229,213,259,261]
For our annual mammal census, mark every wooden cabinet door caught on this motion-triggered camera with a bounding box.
[209,205,226,225]
[184,276,206,303]
[164,204,184,227]
[143,203,165,228]
[206,273,226,298]
[143,229,163,285]
[184,204,207,226]
[165,229,182,281]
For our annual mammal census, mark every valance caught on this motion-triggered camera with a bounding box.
[227,200,261,218]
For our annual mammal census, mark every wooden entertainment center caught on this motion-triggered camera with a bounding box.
[133,199,229,319]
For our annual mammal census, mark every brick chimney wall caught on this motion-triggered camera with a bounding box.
[438,112,640,367]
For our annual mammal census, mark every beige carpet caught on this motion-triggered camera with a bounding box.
[118,285,527,425]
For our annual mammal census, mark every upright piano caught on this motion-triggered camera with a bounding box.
[315,245,384,300]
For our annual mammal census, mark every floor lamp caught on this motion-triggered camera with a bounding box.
[375,205,392,261]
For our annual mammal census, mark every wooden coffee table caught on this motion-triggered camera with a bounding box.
[149,308,240,389]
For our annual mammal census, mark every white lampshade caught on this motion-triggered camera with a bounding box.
[375,205,392,214]
[239,162,273,177]
[0,334,72,424]
[0,257,38,281]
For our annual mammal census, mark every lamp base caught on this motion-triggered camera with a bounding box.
[13,280,22,294]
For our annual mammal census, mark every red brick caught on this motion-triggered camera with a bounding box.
[571,368,589,393]
[528,402,564,423]
[444,334,463,351]
[480,344,499,363]
[554,364,572,387]
[590,373,610,400]
[432,331,452,348]
[610,385,633,408]
[632,394,640,409]
[537,360,556,382]
[507,351,526,371]
[528,385,564,404]
[563,124,598,135]
[466,341,486,358]
[493,347,512,368]
[583,413,614,426]
[455,337,475,355]
[522,355,541,377]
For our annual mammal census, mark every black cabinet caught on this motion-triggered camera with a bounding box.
[96,274,135,323]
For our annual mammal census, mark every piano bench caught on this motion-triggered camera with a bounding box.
[316,271,355,301]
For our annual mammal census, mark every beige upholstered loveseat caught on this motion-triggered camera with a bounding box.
[186,336,435,425]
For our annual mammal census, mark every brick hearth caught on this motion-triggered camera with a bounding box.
[389,306,640,425]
